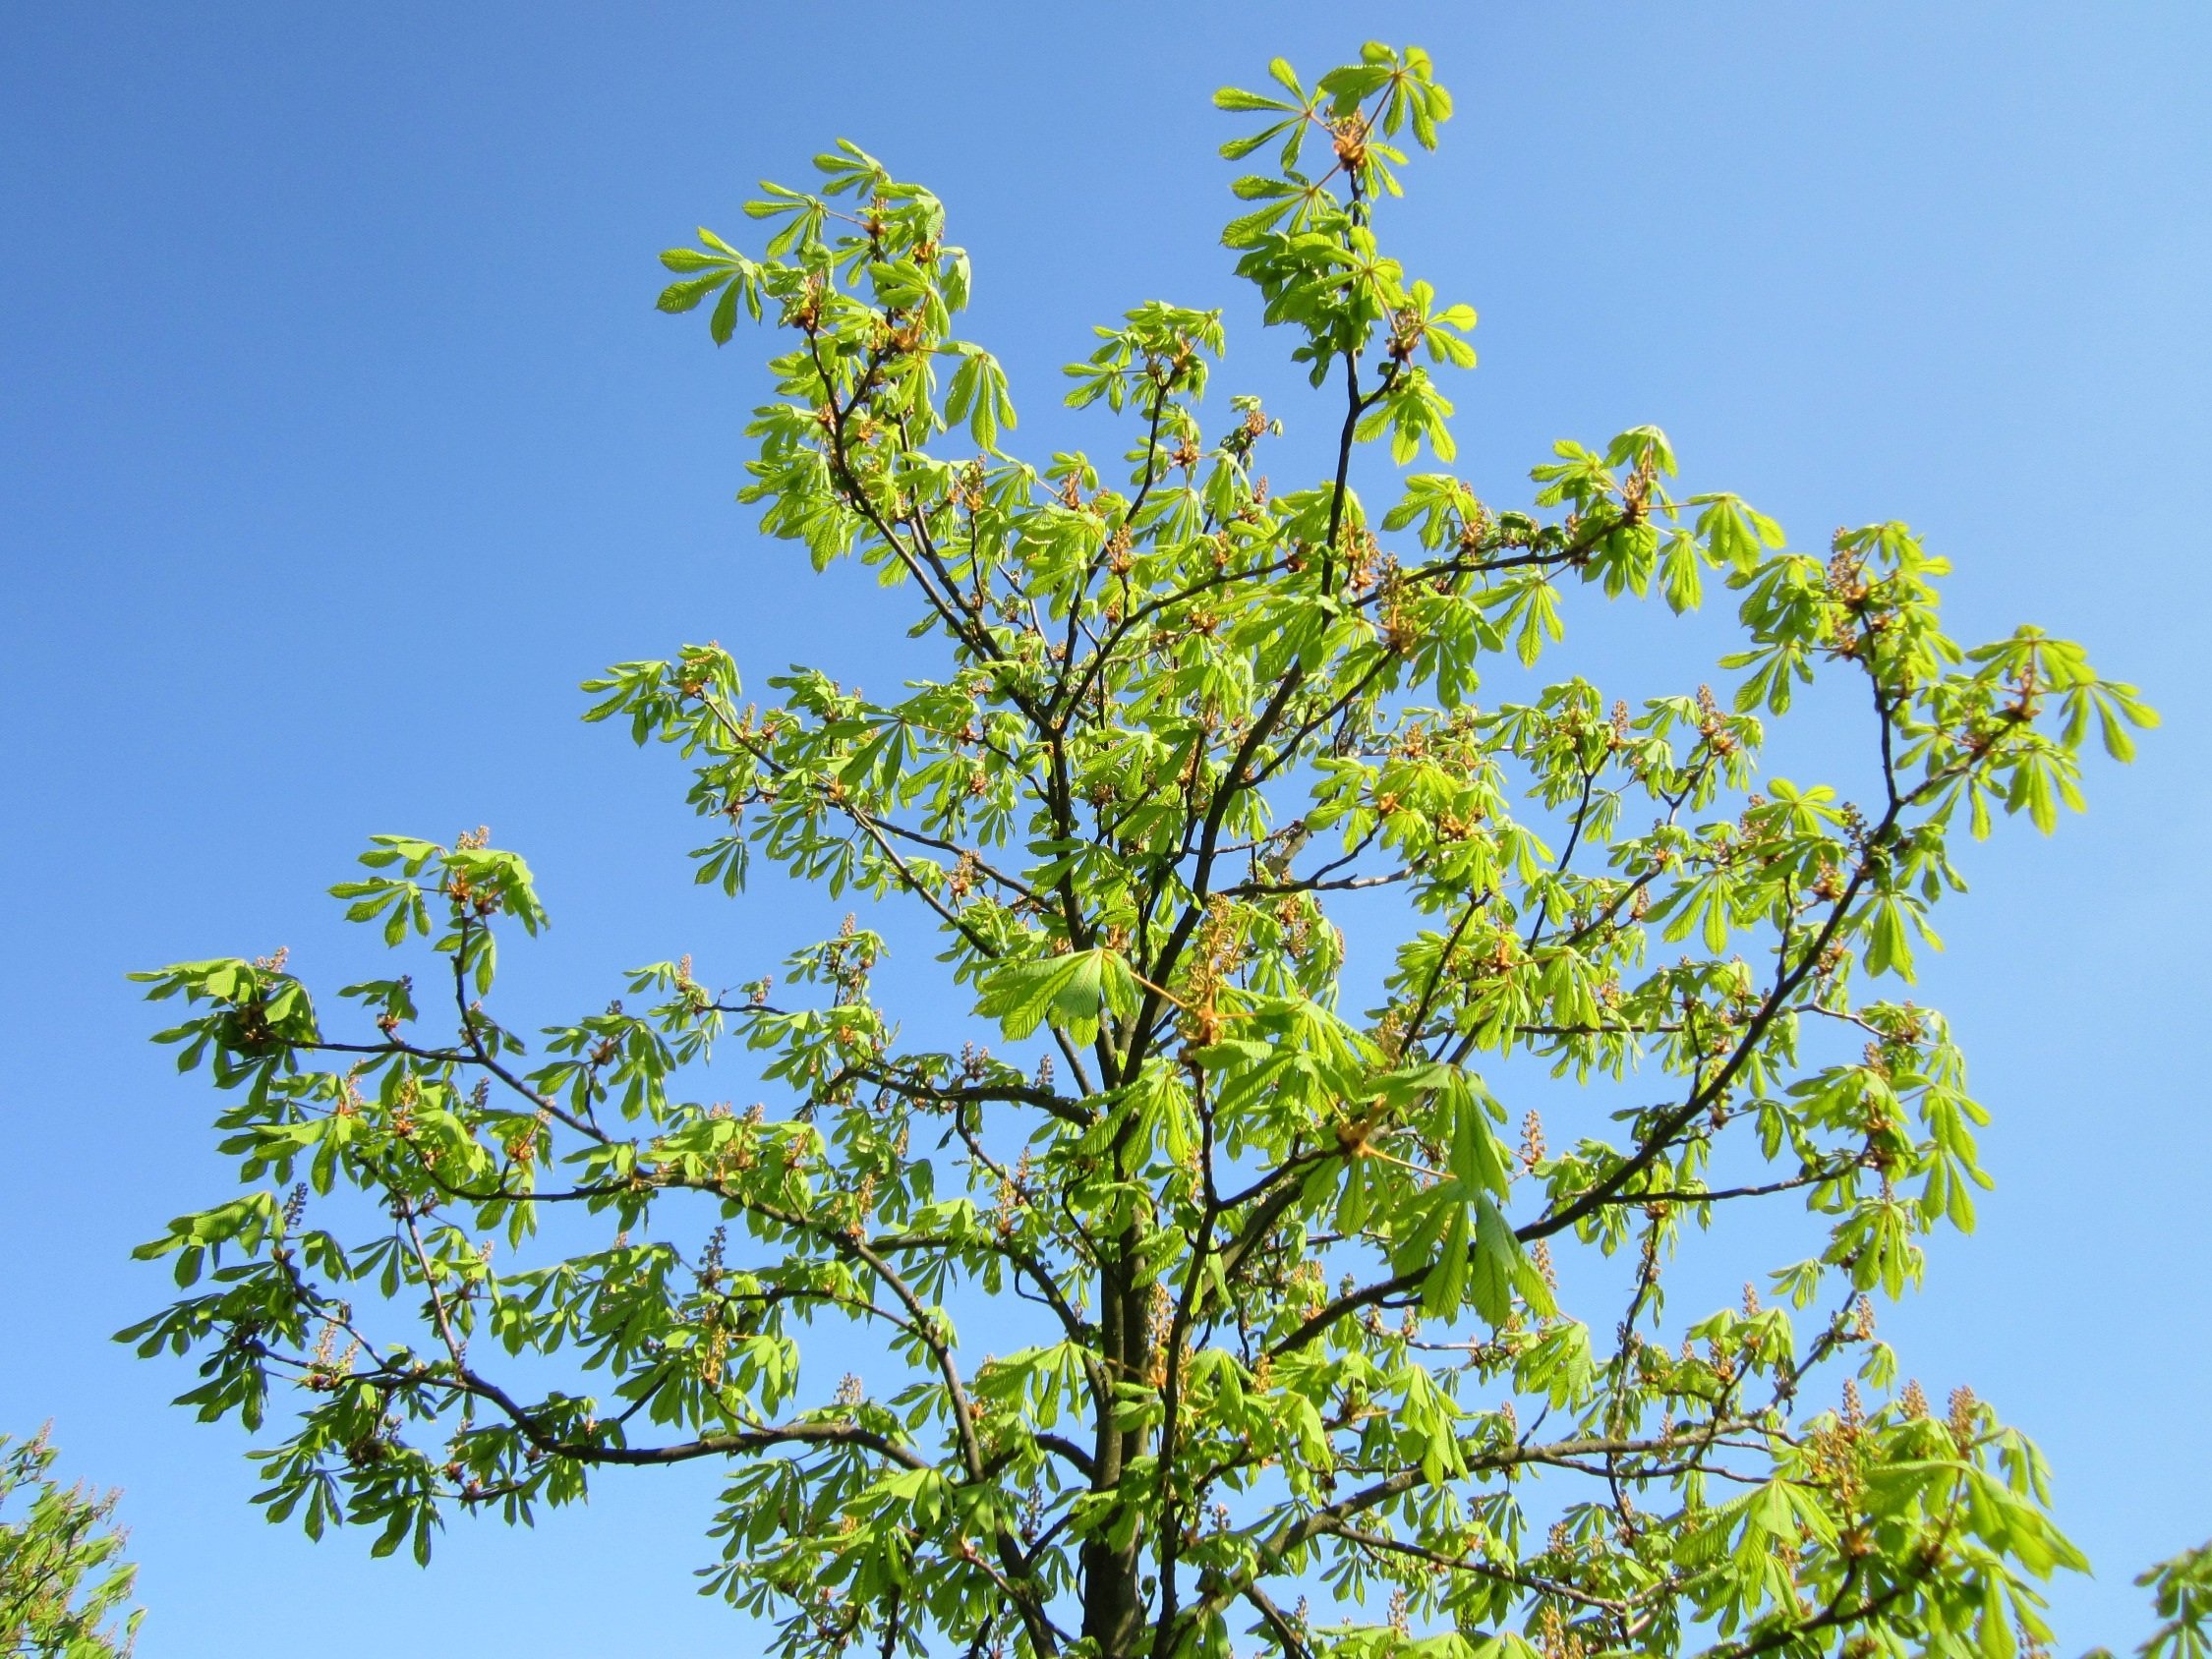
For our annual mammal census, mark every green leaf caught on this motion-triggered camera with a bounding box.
[973,948,1135,1046]
[1213,86,1293,113]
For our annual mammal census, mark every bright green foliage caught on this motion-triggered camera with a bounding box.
[2089,1543,2212,1659]
[126,42,2156,1659]
[0,1430,141,1657]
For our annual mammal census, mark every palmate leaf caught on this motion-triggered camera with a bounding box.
[974,946,1136,1046]
[656,233,763,345]
[942,345,1017,450]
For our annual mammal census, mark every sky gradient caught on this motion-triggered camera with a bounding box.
[4,4,2207,1651]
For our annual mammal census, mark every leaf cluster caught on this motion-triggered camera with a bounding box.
[0,1429,141,1658]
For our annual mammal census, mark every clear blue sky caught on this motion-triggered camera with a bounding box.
[3,3,2206,1651]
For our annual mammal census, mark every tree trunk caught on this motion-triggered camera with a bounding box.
[1080,1535,1146,1657]
[1084,1242,1149,1657]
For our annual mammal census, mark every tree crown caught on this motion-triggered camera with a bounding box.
[126,41,2159,1659]
[0,1428,140,1658]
